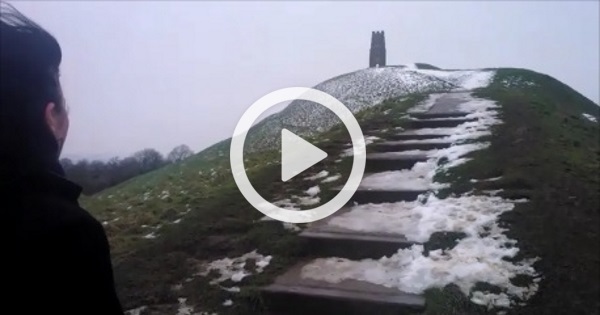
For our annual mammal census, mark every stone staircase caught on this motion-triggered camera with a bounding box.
[261,107,469,315]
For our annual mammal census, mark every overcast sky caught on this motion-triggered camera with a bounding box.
[11,1,600,160]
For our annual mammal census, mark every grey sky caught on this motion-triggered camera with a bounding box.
[12,1,599,160]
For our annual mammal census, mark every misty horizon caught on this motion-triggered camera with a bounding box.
[12,1,599,161]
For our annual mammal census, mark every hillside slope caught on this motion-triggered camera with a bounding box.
[244,65,495,152]
[80,66,599,315]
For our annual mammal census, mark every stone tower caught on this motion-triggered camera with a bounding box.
[369,31,386,68]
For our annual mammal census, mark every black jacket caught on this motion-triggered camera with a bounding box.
[5,169,124,314]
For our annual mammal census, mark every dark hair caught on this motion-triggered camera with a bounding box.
[1,2,64,179]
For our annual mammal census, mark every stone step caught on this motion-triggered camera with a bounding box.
[385,133,450,141]
[300,230,414,259]
[365,154,428,172]
[300,208,416,259]
[409,118,476,129]
[369,141,451,152]
[409,111,470,119]
[262,263,426,315]
[349,189,426,204]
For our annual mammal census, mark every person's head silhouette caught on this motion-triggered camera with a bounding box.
[1,2,68,178]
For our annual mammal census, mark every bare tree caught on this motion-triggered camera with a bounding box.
[133,148,165,172]
[61,148,168,195]
[167,144,194,163]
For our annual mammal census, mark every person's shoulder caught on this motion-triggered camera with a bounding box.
[45,196,105,237]
[15,191,104,241]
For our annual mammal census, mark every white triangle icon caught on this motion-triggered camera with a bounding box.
[281,129,328,182]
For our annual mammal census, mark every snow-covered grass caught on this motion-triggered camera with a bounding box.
[582,113,598,123]
[197,250,272,285]
[247,67,495,152]
[408,69,496,90]
[300,92,541,309]
[499,76,537,89]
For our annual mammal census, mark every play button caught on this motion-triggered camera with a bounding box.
[281,129,328,182]
[230,87,366,223]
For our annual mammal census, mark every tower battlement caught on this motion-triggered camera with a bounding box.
[369,31,386,68]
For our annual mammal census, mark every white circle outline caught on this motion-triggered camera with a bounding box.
[230,87,366,223]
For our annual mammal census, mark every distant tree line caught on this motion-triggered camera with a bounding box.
[60,144,194,195]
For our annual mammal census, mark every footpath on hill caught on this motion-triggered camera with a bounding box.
[262,91,542,315]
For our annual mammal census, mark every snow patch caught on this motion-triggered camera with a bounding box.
[500,76,537,89]
[221,286,241,293]
[471,176,502,183]
[283,222,302,232]
[365,135,381,144]
[321,174,342,183]
[197,250,272,285]
[305,185,320,196]
[304,170,329,181]
[125,306,147,315]
[273,199,300,210]
[143,232,157,239]
[582,113,598,123]
[159,190,170,200]
[222,299,233,307]
[297,195,320,206]
[176,298,194,315]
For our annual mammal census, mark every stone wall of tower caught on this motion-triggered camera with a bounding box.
[369,31,386,68]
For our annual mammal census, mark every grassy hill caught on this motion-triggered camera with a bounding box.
[81,67,599,315]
